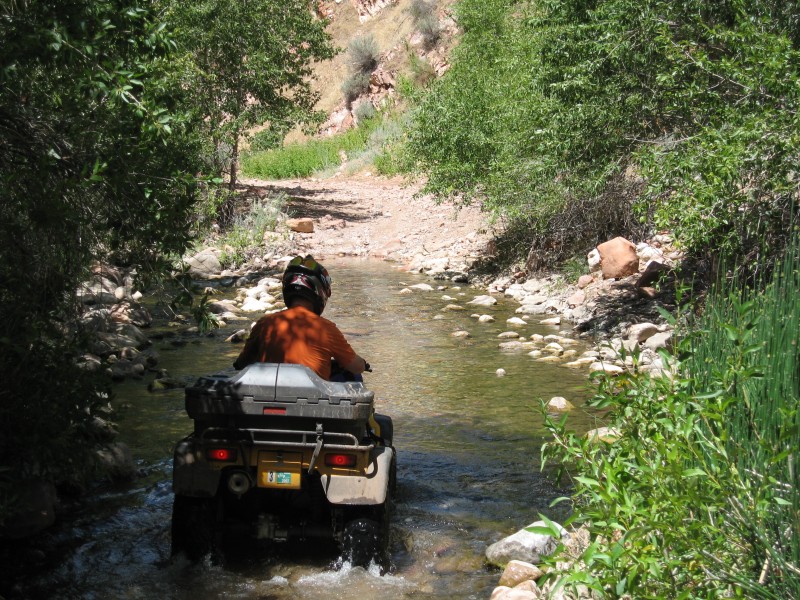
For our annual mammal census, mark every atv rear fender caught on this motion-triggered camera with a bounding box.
[321,446,394,505]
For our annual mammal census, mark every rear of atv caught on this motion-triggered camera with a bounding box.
[171,363,395,568]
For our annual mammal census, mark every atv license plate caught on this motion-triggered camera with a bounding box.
[258,451,302,489]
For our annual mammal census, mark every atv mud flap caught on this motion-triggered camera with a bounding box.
[320,446,394,505]
[173,438,221,497]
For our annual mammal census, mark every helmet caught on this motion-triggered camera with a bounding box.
[282,255,332,315]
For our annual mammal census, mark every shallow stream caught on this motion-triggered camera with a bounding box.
[13,259,600,600]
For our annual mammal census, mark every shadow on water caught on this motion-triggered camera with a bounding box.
[1,258,597,600]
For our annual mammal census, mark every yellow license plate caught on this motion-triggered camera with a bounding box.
[257,451,302,489]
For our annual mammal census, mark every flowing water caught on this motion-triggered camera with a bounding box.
[10,259,600,600]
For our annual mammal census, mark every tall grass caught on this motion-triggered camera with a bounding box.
[241,118,380,179]
[541,237,800,598]
[685,243,800,597]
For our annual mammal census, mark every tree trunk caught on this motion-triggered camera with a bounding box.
[229,135,239,191]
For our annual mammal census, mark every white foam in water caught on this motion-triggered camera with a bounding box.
[295,560,412,596]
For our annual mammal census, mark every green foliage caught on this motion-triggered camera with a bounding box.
[408,52,437,88]
[191,185,238,235]
[347,35,380,75]
[216,195,284,268]
[165,0,336,188]
[0,0,202,514]
[353,101,377,123]
[403,0,800,269]
[540,242,800,597]
[242,118,381,179]
[249,122,291,153]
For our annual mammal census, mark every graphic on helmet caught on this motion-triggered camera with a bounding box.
[282,255,332,314]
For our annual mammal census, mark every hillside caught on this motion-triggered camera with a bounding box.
[301,0,457,139]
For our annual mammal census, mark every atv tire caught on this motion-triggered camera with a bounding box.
[171,495,219,561]
[341,452,397,570]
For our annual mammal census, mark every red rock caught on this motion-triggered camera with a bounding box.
[597,237,639,279]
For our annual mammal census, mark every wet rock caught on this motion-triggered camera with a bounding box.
[410,283,434,291]
[506,317,527,326]
[498,560,544,587]
[148,376,184,392]
[225,329,248,343]
[478,315,495,323]
[209,299,240,314]
[451,330,470,338]
[498,331,520,339]
[468,295,498,307]
[485,520,567,567]
[444,304,465,311]
[496,368,506,377]
[499,341,526,352]
[96,442,136,481]
[547,397,574,412]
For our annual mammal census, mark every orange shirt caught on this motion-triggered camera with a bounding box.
[233,305,357,380]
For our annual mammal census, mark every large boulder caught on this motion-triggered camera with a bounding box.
[286,217,314,233]
[597,236,639,279]
[185,249,222,277]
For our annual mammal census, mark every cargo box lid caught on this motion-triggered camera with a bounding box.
[186,363,374,405]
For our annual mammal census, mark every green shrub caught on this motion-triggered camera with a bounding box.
[408,52,436,88]
[353,101,377,123]
[217,195,284,268]
[541,241,800,598]
[249,123,290,152]
[341,72,371,106]
[417,14,441,49]
[347,35,379,74]
[242,118,380,179]
[406,0,437,23]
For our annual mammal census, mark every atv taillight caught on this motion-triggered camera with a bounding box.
[207,448,236,461]
[324,453,357,468]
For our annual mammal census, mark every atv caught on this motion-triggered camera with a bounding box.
[171,362,396,568]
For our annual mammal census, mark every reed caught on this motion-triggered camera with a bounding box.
[686,241,800,597]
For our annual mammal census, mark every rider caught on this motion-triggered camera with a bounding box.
[233,255,368,381]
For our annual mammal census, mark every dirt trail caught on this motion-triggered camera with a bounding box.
[240,174,496,269]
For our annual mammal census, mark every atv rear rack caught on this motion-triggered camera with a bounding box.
[199,424,375,473]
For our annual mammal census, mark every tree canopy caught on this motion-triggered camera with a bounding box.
[165,0,336,188]
[0,0,334,515]
[403,0,800,269]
